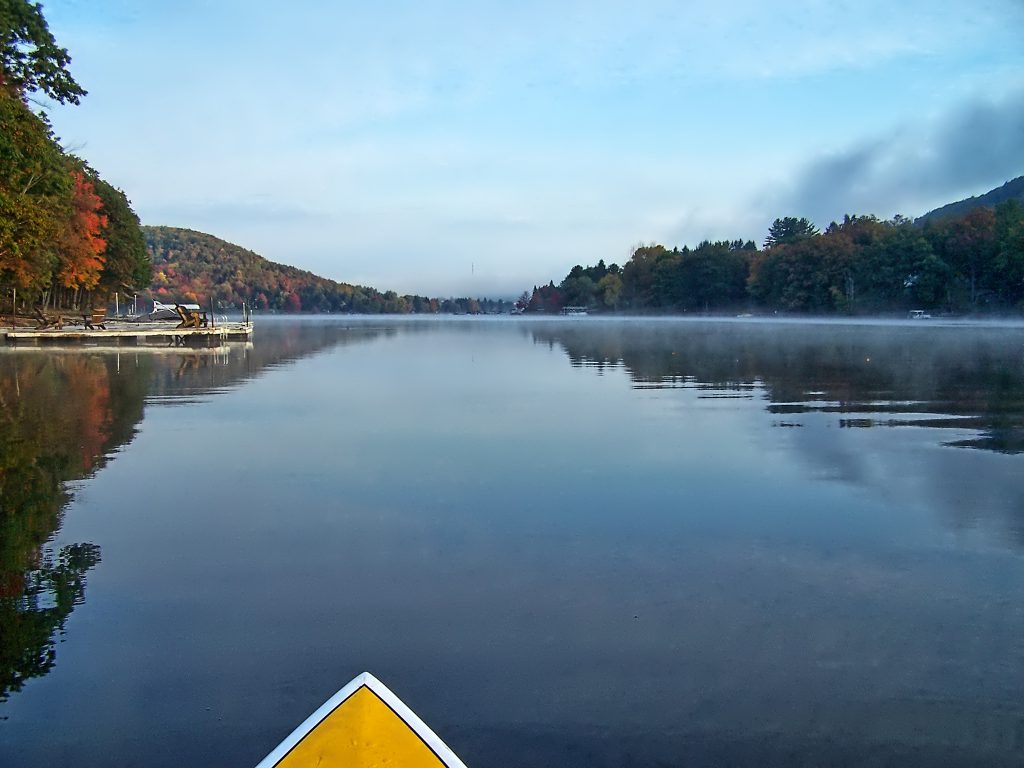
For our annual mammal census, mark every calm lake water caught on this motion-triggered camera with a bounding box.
[2,316,1024,767]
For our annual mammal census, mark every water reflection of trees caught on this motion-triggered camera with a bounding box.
[0,320,388,702]
[533,321,1024,454]
[0,354,141,701]
[1,543,101,701]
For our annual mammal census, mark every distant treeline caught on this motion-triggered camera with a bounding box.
[145,226,514,315]
[529,203,1024,314]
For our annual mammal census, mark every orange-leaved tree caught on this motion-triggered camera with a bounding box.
[57,171,107,292]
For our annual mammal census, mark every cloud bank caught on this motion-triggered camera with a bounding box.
[775,88,1024,225]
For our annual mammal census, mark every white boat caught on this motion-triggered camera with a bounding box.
[909,310,932,320]
[127,300,202,322]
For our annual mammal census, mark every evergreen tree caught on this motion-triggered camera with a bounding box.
[764,216,819,248]
[0,0,86,103]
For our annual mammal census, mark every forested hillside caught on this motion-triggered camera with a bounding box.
[144,226,512,314]
[144,226,404,313]
[918,176,1024,225]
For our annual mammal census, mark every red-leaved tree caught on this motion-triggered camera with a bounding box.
[58,172,107,291]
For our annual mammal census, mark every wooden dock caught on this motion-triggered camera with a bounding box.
[3,322,253,346]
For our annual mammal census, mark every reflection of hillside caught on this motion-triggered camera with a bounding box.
[143,319,394,400]
[533,321,1024,454]
[0,319,386,702]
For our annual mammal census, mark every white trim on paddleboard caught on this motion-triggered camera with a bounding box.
[254,672,469,768]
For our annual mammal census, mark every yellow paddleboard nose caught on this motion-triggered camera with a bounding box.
[256,673,467,768]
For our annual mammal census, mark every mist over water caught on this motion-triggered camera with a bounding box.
[2,316,1023,767]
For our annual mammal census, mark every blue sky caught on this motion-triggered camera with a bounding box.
[42,1,1024,297]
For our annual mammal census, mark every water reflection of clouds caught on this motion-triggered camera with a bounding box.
[759,392,1024,550]
[538,319,1024,550]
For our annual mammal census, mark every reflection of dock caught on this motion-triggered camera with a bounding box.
[0,342,252,355]
[3,322,253,346]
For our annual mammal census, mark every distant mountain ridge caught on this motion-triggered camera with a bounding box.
[917,175,1024,224]
[142,226,511,314]
[143,226,406,313]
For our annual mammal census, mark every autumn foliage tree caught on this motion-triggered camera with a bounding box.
[1,2,147,314]
[0,86,70,293]
[56,171,107,294]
